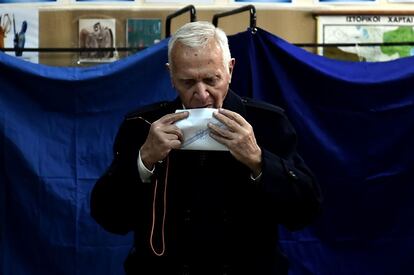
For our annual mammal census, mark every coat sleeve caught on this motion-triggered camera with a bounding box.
[90,116,151,235]
[245,99,322,231]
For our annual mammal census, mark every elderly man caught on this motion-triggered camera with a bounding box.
[91,21,321,275]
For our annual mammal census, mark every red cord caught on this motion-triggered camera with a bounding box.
[149,156,169,256]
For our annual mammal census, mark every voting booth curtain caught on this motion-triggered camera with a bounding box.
[2,28,414,275]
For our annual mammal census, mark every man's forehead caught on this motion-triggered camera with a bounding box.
[172,40,221,54]
[177,72,218,80]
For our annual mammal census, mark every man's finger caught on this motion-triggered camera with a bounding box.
[164,125,184,142]
[213,111,240,132]
[161,111,189,124]
[170,139,182,149]
[217,108,247,126]
[208,122,233,139]
[209,132,231,149]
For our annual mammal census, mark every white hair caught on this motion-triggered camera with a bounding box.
[168,21,232,72]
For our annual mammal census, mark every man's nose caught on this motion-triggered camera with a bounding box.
[194,82,209,100]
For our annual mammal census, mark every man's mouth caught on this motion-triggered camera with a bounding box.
[195,104,213,109]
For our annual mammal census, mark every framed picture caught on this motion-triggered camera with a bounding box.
[78,18,117,63]
[317,15,414,62]
[0,8,39,63]
[126,18,161,55]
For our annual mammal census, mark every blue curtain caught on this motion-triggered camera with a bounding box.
[0,39,175,275]
[229,28,414,275]
[1,28,414,275]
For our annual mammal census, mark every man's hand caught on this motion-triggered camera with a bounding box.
[140,111,189,170]
[208,108,262,177]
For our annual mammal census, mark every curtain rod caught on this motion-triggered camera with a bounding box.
[2,42,414,53]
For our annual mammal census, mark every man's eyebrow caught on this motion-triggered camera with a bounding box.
[179,78,195,82]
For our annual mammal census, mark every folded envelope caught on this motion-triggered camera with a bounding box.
[175,108,229,151]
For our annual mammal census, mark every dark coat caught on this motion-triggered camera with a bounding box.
[91,91,322,275]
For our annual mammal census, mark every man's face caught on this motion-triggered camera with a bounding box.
[168,41,234,109]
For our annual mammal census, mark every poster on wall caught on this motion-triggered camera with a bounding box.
[126,18,161,55]
[0,8,39,63]
[317,15,414,62]
[78,18,117,63]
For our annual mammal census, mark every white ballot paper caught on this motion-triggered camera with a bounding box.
[175,108,229,151]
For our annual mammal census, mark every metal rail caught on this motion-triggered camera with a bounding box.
[165,5,196,38]
[212,5,256,31]
[3,42,414,53]
[0,47,142,53]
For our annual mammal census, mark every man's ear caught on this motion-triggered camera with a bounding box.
[166,63,175,88]
[228,58,236,83]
